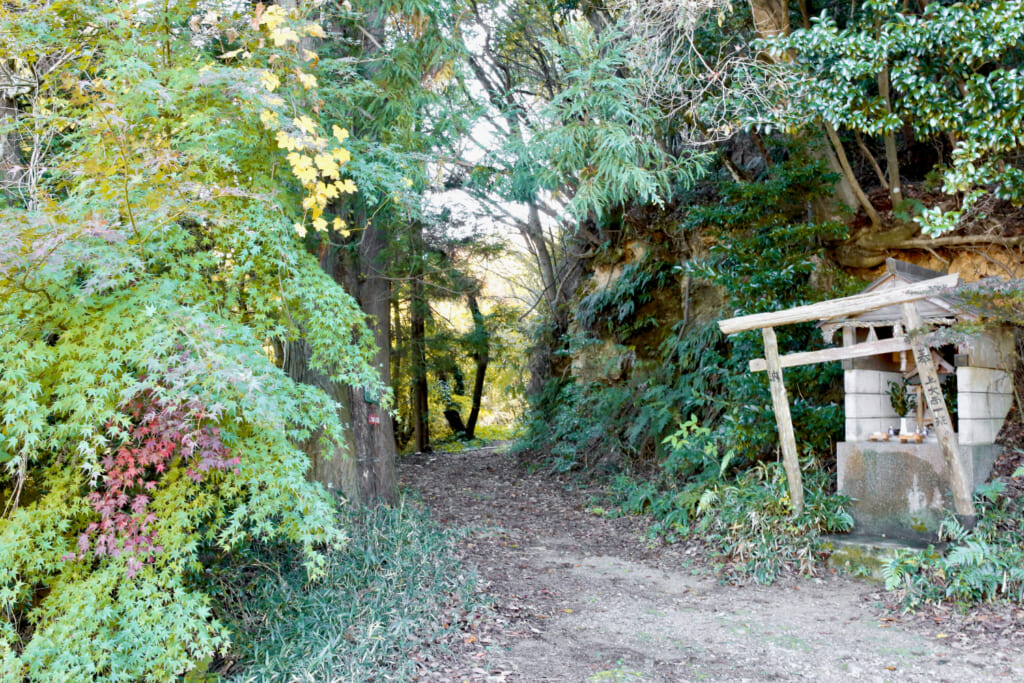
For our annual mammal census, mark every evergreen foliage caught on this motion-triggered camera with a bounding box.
[772,0,1024,233]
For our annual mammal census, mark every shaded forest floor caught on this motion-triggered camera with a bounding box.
[398,444,1024,682]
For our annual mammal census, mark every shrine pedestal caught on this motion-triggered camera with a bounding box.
[837,440,1000,541]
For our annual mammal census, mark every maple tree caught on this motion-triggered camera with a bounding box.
[0,2,381,677]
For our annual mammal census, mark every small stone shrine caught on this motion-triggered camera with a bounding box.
[822,260,1015,539]
[717,259,1017,540]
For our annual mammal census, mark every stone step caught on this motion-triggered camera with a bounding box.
[823,534,942,582]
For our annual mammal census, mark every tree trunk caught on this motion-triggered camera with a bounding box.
[465,292,489,439]
[1,95,27,205]
[391,295,412,450]
[324,1,397,506]
[281,337,358,500]
[823,121,882,228]
[410,239,430,453]
[877,64,903,206]
[335,214,398,504]
[280,240,361,502]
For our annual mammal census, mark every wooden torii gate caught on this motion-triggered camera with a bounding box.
[716,274,976,519]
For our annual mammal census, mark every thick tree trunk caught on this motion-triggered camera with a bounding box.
[341,214,398,505]
[310,0,397,506]
[281,337,358,500]
[465,292,489,439]
[280,241,361,502]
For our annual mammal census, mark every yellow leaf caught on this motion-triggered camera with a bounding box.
[403,176,413,187]
[333,217,347,231]
[296,167,317,184]
[293,222,307,237]
[293,115,316,135]
[331,147,351,165]
[337,179,357,194]
[312,216,328,232]
[936,633,948,639]
[259,109,278,130]
[258,5,288,31]
[271,26,300,47]
[317,182,340,199]
[314,153,339,179]
[260,71,280,92]
[305,23,327,38]
[219,48,244,60]
[297,72,317,90]
[301,195,316,211]
[332,125,349,142]
[302,49,318,63]
[286,152,310,170]
[287,153,317,184]
[276,131,299,151]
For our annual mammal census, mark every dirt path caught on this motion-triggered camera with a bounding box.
[398,445,1024,682]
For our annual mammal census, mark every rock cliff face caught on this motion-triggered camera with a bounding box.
[560,185,1024,391]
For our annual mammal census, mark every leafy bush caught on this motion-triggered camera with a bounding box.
[691,464,854,584]
[211,501,482,682]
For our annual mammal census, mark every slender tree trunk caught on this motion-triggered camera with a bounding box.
[391,295,412,450]
[410,247,430,453]
[523,201,561,327]
[854,130,890,190]
[465,292,489,439]
[1,95,27,205]
[823,121,882,227]
[877,64,903,206]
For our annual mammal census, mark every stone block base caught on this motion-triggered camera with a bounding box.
[837,441,999,541]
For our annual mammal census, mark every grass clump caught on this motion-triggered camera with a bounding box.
[206,500,481,681]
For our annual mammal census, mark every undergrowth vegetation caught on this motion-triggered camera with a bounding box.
[210,501,482,681]
[604,419,853,584]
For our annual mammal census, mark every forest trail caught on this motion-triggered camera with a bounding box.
[398,445,1024,683]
